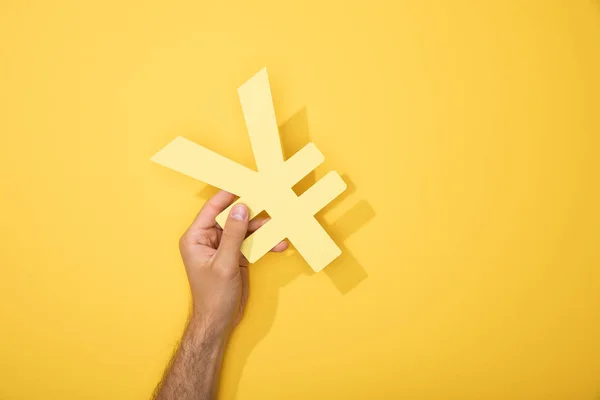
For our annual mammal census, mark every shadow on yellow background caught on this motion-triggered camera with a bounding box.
[280,108,373,293]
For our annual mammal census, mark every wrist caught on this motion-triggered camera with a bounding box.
[191,302,237,337]
[187,311,232,348]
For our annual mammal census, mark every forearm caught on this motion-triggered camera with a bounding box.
[153,314,229,400]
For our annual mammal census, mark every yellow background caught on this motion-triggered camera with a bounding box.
[1,1,599,399]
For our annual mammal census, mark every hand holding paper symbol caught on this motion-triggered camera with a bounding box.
[151,68,346,271]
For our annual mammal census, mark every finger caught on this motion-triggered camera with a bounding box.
[190,190,236,230]
[239,254,249,266]
[247,217,270,234]
[216,203,249,265]
[237,240,287,265]
[271,241,289,252]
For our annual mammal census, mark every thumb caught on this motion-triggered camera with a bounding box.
[217,203,249,265]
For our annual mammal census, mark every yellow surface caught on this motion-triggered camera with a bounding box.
[1,1,600,399]
[151,68,346,270]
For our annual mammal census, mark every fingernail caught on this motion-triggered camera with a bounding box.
[231,204,248,221]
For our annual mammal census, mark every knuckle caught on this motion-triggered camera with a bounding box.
[214,263,238,280]
[221,229,239,244]
[221,228,233,240]
[212,251,241,277]
[179,232,192,251]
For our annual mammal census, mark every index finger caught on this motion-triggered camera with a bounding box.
[190,190,237,230]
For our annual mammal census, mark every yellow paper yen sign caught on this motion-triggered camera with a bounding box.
[151,68,346,272]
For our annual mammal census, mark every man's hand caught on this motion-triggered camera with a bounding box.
[153,191,287,400]
[180,190,287,334]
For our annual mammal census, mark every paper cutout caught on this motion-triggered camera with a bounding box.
[151,68,346,271]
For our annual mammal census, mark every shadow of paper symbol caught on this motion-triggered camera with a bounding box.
[151,68,347,272]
